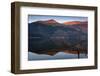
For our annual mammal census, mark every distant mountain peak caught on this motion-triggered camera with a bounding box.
[32,19,59,24]
[64,21,81,25]
[46,19,56,22]
[43,19,58,24]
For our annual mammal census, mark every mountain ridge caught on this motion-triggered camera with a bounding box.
[28,19,88,55]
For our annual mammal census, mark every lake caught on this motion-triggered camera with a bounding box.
[28,51,88,61]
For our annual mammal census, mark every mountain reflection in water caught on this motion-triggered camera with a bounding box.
[28,18,88,61]
[28,50,88,61]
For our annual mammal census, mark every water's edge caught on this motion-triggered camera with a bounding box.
[28,51,88,61]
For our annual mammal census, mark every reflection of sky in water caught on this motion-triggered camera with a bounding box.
[28,52,87,61]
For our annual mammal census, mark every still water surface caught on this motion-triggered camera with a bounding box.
[28,51,87,61]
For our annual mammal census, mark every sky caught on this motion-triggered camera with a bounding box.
[28,15,88,23]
